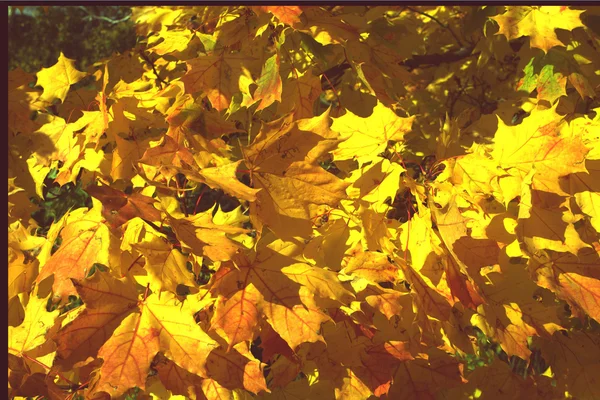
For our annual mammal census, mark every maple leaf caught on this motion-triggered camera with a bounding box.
[492,105,589,193]
[204,344,269,394]
[166,95,242,143]
[341,250,400,284]
[54,270,139,367]
[254,52,283,111]
[279,68,323,120]
[530,248,600,323]
[331,101,414,166]
[256,6,303,26]
[8,246,38,302]
[473,263,564,358]
[160,196,247,262]
[517,184,590,255]
[148,27,194,55]
[35,52,88,103]
[297,6,362,45]
[182,51,256,112]
[388,351,466,399]
[210,238,333,350]
[563,159,600,233]
[8,221,45,301]
[493,6,585,53]
[9,294,60,357]
[519,57,567,104]
[8,5,600,399]
[455,359,545,399]
[359,341,414,396]
[129,228,197,293]
[185,160,261,202]
[540,331,600,399]
[86,183,161,228]
[35,203,111,301]
[94,292,217,398]
[140,135,197,173]
[245,110,349,238]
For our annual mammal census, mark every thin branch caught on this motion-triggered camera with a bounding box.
[138,50,169,88]
[406,6,462,47]
[78,6,131,25]
[401,45,478,71]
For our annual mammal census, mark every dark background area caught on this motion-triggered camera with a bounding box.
[8,6,136,73]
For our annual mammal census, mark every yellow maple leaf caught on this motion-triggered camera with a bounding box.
[492,105,589,193]
[94,292,217,398]
[9,294,60,356]
[492,6,585,53]
[245,110,349,239]
[332,101,414,166]
[36,52,88,103]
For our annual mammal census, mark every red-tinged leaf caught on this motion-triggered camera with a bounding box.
[154,357,204,399]
[444,254,485,310]
[36,214,110,301]
[211,241,331,350]
[259,324,295,362]
[492,105,589,185]
[55,271,138,366]
[139,135,196,172]
[279,68,322,120]
[9,6,600,399]
[531,248,600,322]
[86,184,161,228]
[211,283,262,350]
[257,6,303,26]
[360,341,414,396]
[205,345,268,394]
[182,52,255,112]
[164,204,247,262]
[95,292,217,397]
[341,250,399,284]
[254,53,282,111]
[94,312,159,398]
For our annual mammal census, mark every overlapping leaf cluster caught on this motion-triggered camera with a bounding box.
[8,5,600,400]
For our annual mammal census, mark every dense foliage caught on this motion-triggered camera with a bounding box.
[8,5,600,400]
[8,6,135,73]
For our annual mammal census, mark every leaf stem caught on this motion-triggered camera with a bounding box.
[127,253,144,272]
[22,353,78,388]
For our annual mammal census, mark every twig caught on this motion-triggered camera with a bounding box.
[401,45,478,71]
[78,6,131,26]
[138,50,169,89]
[406,6,462,47]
